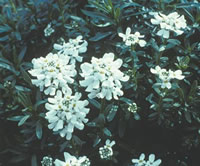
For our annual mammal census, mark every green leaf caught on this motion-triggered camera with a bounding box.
[88,98,101,109]
[15,85,31,92]
[33,99,47,111]
[18,46,27,64]
[36,120,42,139]
[20,66,33,86]
[103,127,112,137]
[81,9,114,24]
[89,31,113,41]
[7,115,23,121]
[31,154,37,166]
[0,25,12,33]
[184,111,192,123]
[0,62,19,75]
[93,135,101,147]
[107,105,118,122]
[0,35,9,42]
[18,115,30,126]
[73,135,85,146]
[120,97,133,104]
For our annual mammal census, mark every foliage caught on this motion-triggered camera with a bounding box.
[0,0,200,166]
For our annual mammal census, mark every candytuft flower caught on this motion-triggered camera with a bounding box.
[132,153,161,166]
[150,66,185,89]
[44,23,55,37]
[54,152,90,166]
[118,27,146,47]
[80,53,129,100]
[41,156,53,166]
[54,35,88,64]
[45,90,90,140]
[151,12,187,38]
[99,139,115,160]
[29,53,76,96]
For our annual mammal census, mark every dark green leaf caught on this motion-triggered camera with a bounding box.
[36,120,43,139]
[89,31,112,41]
[0,35,9,41]
[0,25,12,33]
[88,98,101,109]
[107,105,118,122]
[18,46,27,64]
[18,115,30,126]
[7,115,23,121]
[103,127,112,137]
[184,111,192,123]
[93,135,101,147]
[0,62,19,75]
[31,154,37,166]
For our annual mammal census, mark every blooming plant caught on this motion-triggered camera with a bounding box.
[0,0,200,166]
[80,53,129,100]
[150,12,187,38]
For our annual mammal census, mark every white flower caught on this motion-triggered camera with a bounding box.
[151,12,187,38]
[132,153,161,166]
[146,154,162,166]
[118,27,146,47]
[41,156,53,166]
[78,156,91,166]
[54,152,79,166]
[80,53,129,100]
[169,70,185,80]
[150,66,162,75]
[44,23,55,37]
[29,53,76,96]
[99,139,115,160]
[54,152,90,166]
[132,153,146,166]
[45,90,90,140]
[128,102,138,113]
[150,66,185,89]
[54,35,88,64]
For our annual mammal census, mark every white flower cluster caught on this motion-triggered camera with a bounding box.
[28,53,76,96]
[151,12,187,38]
[118,27,146,47]
[44,23,55,37]
[128,102,138,113]
[132,153,161,166]
[54,152,90,166]
[80,53,129,100]
[41,156,53,166]
[45,90,89,140]
[99,139,115,160]
[54,35,88,64]
[150,66,185,89]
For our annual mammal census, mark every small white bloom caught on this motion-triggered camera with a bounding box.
[41,156,53,166]
[118,27,146,47]
[128,102,138,113]
[54,152,78,166]
[169,70,185,80]
[29,53,76,96]
[151,66,185,89]
[132,153,146,166]
[78,156,91,166]
[151,12,187,38]
[45,90,90,140]
[80,53,129,100]
[54,35,88,64]
[99,139,115,160]
[146,154,162,166]
[44,23,55,37]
